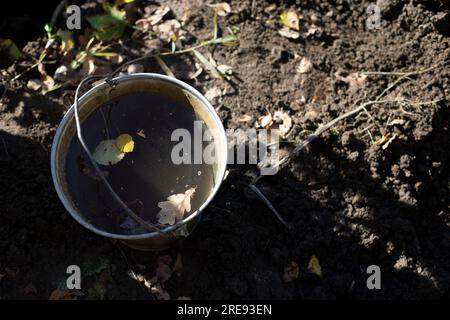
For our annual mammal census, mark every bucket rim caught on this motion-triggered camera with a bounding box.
[50,72,228,240]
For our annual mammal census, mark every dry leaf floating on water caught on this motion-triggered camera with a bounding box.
[157,187,196,226]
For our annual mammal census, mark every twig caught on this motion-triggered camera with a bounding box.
[248,184,292,230]
[273,98,442,169]
[362,64,440,77]
[154,56,176,78]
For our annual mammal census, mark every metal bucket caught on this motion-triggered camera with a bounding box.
[50,73,228,251]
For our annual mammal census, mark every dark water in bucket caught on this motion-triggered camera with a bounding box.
[65,92,215,235]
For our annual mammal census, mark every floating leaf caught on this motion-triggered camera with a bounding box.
[137,129,146,138]
[115,133,134,153]
[280,10,300,30]
[283,261,299,282]
[307,254,322,277]
[157,188,196,225]
[93,139,125,166]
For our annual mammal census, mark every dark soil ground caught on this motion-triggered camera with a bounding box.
[1,0,450,299]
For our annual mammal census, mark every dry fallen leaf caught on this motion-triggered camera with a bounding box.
[278,27,300,39]
[273,110,292,138]
[336,72,367,88]
[237,114,253,122]
[296,57,313,74]
[157,187,196,225]
[257,112,273,128]
[283,261,300,282]
[377,133,397,150]
[305,110,319,119]
[280,10,300,30]
[136,6,171,30]
[208,2,231,16]
[204,86,222,104]
[154,19,186,42]
[137,129,146,138]
[27,79,43,91]
[307,254,322,277]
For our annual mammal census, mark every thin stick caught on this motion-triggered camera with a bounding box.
[248,184,292,230]
[274,98,442,169]
[362,64,440,77]
[154,56,176,78]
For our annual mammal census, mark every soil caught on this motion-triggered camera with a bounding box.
[1,0,449,299]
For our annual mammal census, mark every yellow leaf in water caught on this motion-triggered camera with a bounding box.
[307,254,322,277]
[115,134,134,153]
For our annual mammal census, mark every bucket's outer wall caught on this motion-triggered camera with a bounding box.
[51,73,228,251]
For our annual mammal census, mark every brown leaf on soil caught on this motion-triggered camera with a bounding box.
[136,6,171,30]
[296,57,313,74]
[237,114,253,122]
[283,261,299,282]
[157,188,196,225]
[336,72,368,88]
[256,112,273,129]
[273,110,292,138]
[278,27,300,39]
[280,10,300,31]
[207,3,231,16]
[204,86,222,104]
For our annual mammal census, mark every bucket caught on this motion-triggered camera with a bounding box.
[51,73,227,251]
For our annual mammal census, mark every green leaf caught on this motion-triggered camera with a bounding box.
[207,34,239,46]
[87,3,127,41]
